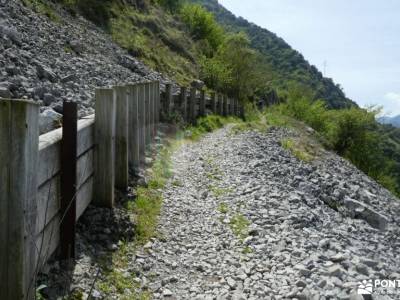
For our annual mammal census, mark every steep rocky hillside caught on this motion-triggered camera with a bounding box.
[0,0,183,132]
[191,0,356,109]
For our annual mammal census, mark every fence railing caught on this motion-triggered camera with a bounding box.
[0,80,243,300]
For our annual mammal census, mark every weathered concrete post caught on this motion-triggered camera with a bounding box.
[230,98,235,115]
[180,86,188,122]
[189,87,196,123]
[155,81,160,130]
[113,86,129,190]
[145,82,151,147]
[94,88,116,208]
[234,98,238,116]
[165,83,173,118]
[199,90,206,117]
[138,83,146,166]
[150,81,156,139]
[127,84,140,174]
[223,96,229,116]
[211,92,217,114]
[0,99,39,300]
[218,94,224,115]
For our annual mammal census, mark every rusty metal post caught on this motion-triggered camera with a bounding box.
[60,101,78,260]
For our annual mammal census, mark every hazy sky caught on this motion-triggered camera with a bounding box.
[218,0,400,115]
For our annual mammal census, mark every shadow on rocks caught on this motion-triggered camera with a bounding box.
[36,188,137,300]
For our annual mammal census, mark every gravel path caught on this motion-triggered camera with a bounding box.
[135,126,400,300]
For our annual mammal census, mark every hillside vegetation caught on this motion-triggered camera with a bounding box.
[190,0,356,109]
[20,0,400,197]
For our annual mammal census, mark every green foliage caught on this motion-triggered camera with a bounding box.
[189,0,355,109]
[229,214,250,240]
[281,138,314,162]
[157,0,183,13]
[180,4,224,51]
[200,32,270,101]
[185,115,238,140]
[199,55,231,91]
[275,85,329,133]
[130,143,175,244]
[96,242,152,299]
[216,33,266,100]
[269,85,400,196]
[22,0,61,22]
[217,202,229,214]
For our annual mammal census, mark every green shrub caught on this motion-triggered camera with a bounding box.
[180,4,224,51]
[269,87,400,196]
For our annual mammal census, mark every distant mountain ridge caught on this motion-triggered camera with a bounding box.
[190,0,357,109]
[378,115,400,127]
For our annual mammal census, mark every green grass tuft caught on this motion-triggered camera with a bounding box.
[229,213,250,240]
[217,202,229,214]
[281,138,314,162]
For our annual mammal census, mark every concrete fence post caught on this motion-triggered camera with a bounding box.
[165,83,172,117]
[94,88,116,208]
[180,86,187,122]
[0,99,39,300]
[223,96,229,116]
[234,98,238,116]
[114,86,129,190]
[127,84,140,174]
[218,94,224,115]
[189,87,196,123]
[230,98,235,115]
[138,83,146,166]
[155,81,160,129]
[150,81,156,139]
[145,83,151,148]
[199,90,206,117]
[211,92,217,114]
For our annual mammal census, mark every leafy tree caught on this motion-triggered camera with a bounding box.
[180,4,224,51]
[199,55,231,91]
[214,32,268,101]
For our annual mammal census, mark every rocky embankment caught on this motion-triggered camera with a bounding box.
[134,126,400,299]
[0,0,170,133]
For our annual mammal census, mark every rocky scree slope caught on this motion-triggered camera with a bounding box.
[0,0,173,133]
[133,126,400,299]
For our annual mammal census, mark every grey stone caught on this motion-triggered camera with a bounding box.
[355,264,370,276]
[162,289,173,296]
[226,277,237,290]
[43,93,56,106]
[325,265,345,278]
[69,39,85,54]
[343,198,389,230]
[39,108,62,134]
[295,264,311,277]
[36,64,57,82]
[0,87,11,98]
[295,280,307,288]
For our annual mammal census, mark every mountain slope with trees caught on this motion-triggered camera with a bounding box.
[190,0,356,109]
